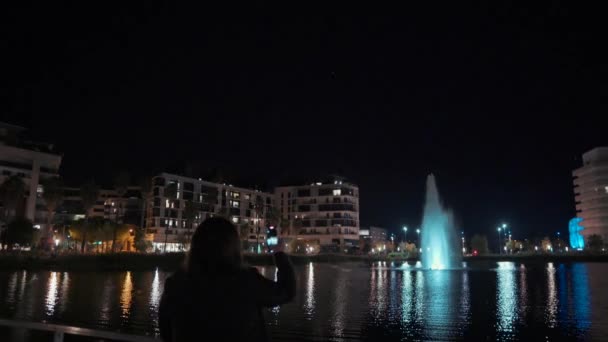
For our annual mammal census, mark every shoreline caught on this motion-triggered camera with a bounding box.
[0,252,607,271]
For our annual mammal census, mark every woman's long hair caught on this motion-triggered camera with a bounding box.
[186,217,242,275]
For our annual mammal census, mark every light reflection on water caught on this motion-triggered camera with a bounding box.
[497,262,517,334]
[0,262,604,341]
[120,271,133,317]
[45,272,59,316]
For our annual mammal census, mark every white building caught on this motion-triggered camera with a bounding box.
[0,122,62,232]
[573,147,608,244]
[145,173,274,252]
[275,177,360,252]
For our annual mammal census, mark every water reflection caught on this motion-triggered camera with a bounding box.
[6,272,17,304]
[304,262,315,318]
[518,264,527,323]
[331,267,346,337]
[546,263,557,327]
[571,264,591,333]
[497,262,517,334]
[59,272,69,313]
[120,271,133,317]
[45,272,59,316]
[425,271,453,341]
[150,269,161,308]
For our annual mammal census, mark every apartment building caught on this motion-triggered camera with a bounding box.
[0,122,62,232]
[573,147,608,245]
[145,173,274,252]
[275,176,360,252]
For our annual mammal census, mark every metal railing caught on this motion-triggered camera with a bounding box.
[0,318,158,342]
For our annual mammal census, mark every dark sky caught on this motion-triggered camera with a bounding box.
[2,3,606,240]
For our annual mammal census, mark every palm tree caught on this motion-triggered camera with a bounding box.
[0,175,26,223]
[138,176,153,231]
[80,181,100,253]
[41,177,64,247]
[182,200,197,247]
[254,196,265,253]
[112,172,130,252]
[163,182,178,252]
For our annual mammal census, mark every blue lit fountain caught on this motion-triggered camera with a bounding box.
[420,174,460,269]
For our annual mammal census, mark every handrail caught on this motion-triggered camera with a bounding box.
[0,318,158,342]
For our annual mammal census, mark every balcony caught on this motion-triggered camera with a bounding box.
[318,204,356,212]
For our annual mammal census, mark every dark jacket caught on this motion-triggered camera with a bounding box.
[159,252,296,342]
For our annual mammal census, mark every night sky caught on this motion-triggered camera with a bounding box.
[2,3,606,240]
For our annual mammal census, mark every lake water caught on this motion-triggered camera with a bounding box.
[1,261,607,341]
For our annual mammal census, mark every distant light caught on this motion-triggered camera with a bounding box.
[565,247,569,252]
[54,239,60,246]
[33,225,41,230]
[535,246,538,251]
[497,227,501,232]
[502,223,507,228]
[269,226,275,230]
[403,226,408,232]
[316,182,322,185]
[416,229,420,234]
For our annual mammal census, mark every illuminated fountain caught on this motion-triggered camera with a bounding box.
[420,174,460,269]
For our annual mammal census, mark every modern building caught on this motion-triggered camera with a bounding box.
[0,122,62,232]
[275,176,360,252]
[573,147,608,245]
[360,226,388,243]
[145,173,274,252]
[57,186,143,225]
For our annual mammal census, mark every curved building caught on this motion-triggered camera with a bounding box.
[573,147,608,244]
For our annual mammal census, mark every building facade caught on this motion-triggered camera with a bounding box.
[0,122,62,232]
[57,186,143,225]
[145,173,274,252]
[573,147,608,245]
[275,177,360,252]
[360,226,388,243]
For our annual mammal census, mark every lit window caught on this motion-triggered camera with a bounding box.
[165,199,170,208]
[244,194,251,200]
[177,191,180,199]
[37,185,44,195]
[230,191,240,199]
[333,189,341,196]
[605,186,608,194]
[230,200,240,208]
[232,217,239,224]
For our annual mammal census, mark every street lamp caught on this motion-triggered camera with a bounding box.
[497,227,502,255]
[403,226,408,243]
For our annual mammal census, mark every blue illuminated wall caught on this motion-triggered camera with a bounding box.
[569,218,585,250]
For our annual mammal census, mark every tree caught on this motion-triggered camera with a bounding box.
[176,231,188,251]
[112,172,130,252]
[587,234,604,252]
[79,181,100,253]
[70,217,104,253]
[0,175,26,222]
[5,218,34,249]
[136,176,153,252]
[41,177,64,246]
[470,234,489,255]
[254,196,265,253]
[239,222,251,250]
[182,200,197,245]
[541,237,552,252]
